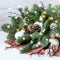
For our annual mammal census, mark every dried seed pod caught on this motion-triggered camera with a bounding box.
[28,24,35,33]
[34,24,41,32]
[44,38,59,56]
[44,49,54,56]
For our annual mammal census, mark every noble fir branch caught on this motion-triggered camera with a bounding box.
[16,34,31,44]
[31,32,40,41]
[43,19,53,29]
[20,41,37,53]
[1,24,13,33]
[20,42,33,53]
[19,32,40,53]
[7,33,15,40]
[38,35,50,47]
[49,24,60,36]
[18,7,31,18]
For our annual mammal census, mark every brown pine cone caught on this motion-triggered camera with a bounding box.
[34,24,41,32]
[28,24,41,33]
[44,39,59,56]
[28,24,35,33]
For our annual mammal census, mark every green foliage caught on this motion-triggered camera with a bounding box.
[20,40,37,53]
[7,33,15,40]
[49,24,60,35]
[39,35,49,47]
[31,32,39,41]
[44,19,53,29]
[20,43,33,53]
[1,3,60,54]
[16,34,31,44]
[18,7,29,17]
[1,24,13,33]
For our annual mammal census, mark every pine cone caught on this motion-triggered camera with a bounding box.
[28,24,35,33]
[34,24,41,32]
[44,39,59,56]
[28,24,41,33]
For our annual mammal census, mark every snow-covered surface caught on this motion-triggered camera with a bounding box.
[0,31,60,60]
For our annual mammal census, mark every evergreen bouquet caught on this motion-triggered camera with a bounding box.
[1,2,60,56]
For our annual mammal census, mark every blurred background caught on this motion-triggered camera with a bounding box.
[0,0,60,30]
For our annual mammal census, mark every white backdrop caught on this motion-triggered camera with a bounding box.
[0,0,60,30]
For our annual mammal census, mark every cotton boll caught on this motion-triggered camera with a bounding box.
[34,21,43,28]
[15,30,25,39]
[50,23,57,29]
[49,38,59,45]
